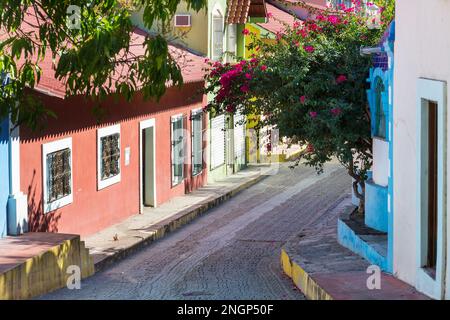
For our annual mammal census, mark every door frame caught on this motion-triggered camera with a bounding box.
[416,78,447,299]
[139,118,157,213]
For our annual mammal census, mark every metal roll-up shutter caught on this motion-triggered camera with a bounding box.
[234,112,246,163]
[211,114,225,169]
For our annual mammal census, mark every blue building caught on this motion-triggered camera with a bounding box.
[0,117,10,238]
[338,21,395,273]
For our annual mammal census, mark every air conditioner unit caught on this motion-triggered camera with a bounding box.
[174,14,192,27]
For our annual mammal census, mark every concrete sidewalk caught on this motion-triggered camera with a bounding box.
[280,195,430,300]
[84,165,268,272]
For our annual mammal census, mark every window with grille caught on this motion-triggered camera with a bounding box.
[46,148,71,203]
[171,115,185,186]
[374,77,386,139]
[42,137,73,213]
[97,125,121,190]
[100,134,121,180]
[191,110,203,176]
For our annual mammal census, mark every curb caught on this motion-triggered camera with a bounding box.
[280,248,333,300]
[93,172,266,273]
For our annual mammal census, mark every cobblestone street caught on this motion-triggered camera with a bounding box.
[41,161,350,300]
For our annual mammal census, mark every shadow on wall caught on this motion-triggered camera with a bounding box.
[27,169,61,233]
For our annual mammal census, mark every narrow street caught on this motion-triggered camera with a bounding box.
[41,161,350,300]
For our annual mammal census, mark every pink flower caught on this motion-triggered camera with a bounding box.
[226,105,235,113]
[300,96,306,104]
[240,85,250,93]
[316,15,326,22]
[260,65,268,71]
[330,107,342,116]
[328,15,340,25]
[293,21,302,29]
[336,75,348,84]
[297,29,308,38]
[242,28,250,35]
[309,111,318,118]
[245,73,252,80]
[304,45,315,53]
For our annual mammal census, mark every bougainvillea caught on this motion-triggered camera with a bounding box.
[204,0,394,213]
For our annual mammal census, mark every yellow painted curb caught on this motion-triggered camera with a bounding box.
[0,236,94,300]
[281,248,333,300]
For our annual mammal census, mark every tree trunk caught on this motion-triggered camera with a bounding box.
[352,179,365,214]
[348,160,365,215]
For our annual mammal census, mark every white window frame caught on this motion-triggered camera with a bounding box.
[97,124,121,190]
[42,137,73,214]
[191,109,203,176]
[212,9,224,61]
[174,14,192,27]
[171,114,185,186]
[416,78,447,300]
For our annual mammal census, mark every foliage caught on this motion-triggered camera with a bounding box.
[0,0,206,130]
[204,0,395,212]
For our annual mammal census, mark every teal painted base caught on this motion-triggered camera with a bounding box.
[365,179,388,232]
[338,217,391,273]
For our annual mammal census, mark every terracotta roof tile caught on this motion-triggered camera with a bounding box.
[226,0,267,24]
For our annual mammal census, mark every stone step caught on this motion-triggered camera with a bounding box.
[0,233,95,299]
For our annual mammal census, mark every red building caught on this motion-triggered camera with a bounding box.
[18,29,208,236]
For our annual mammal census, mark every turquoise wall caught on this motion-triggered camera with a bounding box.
[0,117,10,238]
[364,21,395,272]
[365,179,388,232]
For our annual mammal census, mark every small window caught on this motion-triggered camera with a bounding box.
[212,10,224,60]
[374,77,386,139]
[171,115,185,186]
[97,125,121,190]
[191,110,203,176]
[47,149,71,202]
[174,14,191,27]
[42,138,73,213]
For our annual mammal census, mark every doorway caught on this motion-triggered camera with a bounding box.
[140,119,156,211]
[416,78,447,300]
[426,101,438,276]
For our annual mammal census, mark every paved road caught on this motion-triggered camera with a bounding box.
[41,161,350,300]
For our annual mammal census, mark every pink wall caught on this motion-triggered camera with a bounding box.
[20,83,207,236]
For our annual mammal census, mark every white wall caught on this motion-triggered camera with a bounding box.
[394,0,450,294]
[372,138,389,187]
